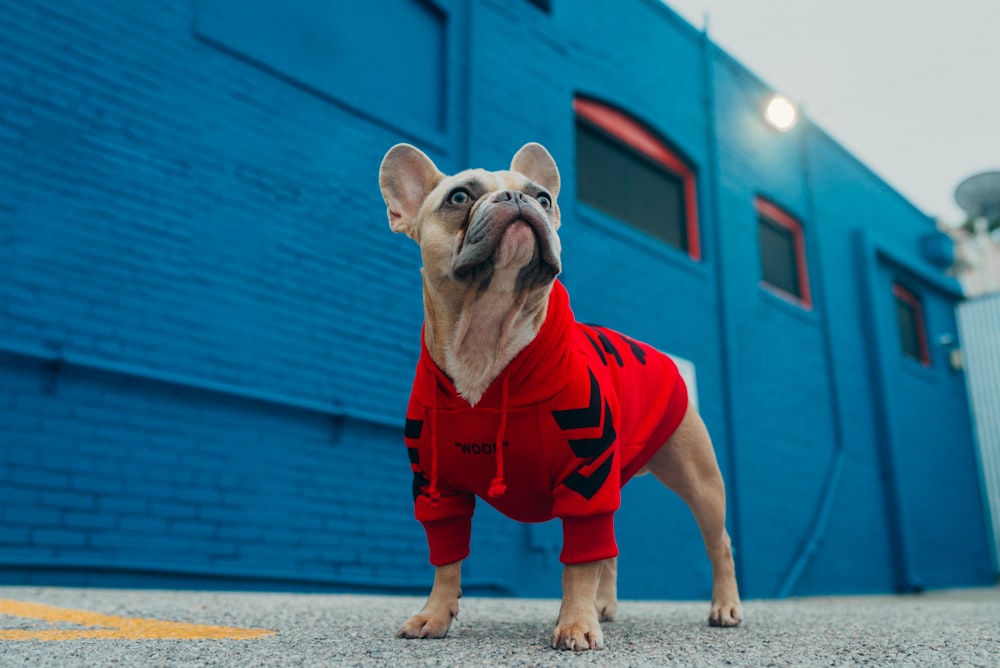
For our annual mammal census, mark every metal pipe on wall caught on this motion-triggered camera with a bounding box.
[700,24,745,588]
[774,121,848,598]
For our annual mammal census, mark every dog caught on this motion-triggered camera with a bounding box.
[378,142,742,651]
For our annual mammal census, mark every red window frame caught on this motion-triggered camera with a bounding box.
[754,197,812,310]
[892,283,931,367]
[573,97,701,261]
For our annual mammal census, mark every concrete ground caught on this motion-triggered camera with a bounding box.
[1,585,999,666]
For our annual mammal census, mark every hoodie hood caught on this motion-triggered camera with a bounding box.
[415,280,575,412]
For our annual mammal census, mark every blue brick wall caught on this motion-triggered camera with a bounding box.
[0,0,992,598]
[0,0,432,418]
[0,355,432,590]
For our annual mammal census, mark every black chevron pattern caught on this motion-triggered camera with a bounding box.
[619,334,647,365]
[404,418,423,439]
[594,329,623,366]
[551,369,601,430]
[564,451,615,500]
[551,366,617,500]
[582,330,607,365]
[567,403,615,458]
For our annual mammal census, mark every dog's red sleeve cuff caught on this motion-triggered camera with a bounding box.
[414,486,474,566]
[422,515,472,566]
[559,512,618,564]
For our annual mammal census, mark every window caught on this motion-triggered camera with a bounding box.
[574,97,700,260]
[755,197,811,309]
[893,283,931,366]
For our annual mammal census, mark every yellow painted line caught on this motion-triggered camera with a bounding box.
[0,598,275,641]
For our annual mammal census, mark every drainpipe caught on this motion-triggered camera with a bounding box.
[774,119,848,598]
[700,24,744,589]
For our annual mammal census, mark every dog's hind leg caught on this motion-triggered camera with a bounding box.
[644,405,742,627]
[595,558,617,622]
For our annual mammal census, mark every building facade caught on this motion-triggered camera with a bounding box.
[0,0,994,599]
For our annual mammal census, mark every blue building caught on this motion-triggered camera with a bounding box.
[0,0,994,599]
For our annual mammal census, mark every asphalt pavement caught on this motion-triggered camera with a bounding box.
[1,585,999,666]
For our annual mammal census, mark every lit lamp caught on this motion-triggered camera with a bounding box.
[763,94,797,132]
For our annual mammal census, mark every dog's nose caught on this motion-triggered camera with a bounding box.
[491,190,529,205]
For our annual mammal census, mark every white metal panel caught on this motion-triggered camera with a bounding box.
[669,354,698,411]
[958,293,1000,570]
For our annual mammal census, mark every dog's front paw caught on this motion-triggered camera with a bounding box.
[551,616,603,651]
[397,602,457,639]
[708,587,742,627]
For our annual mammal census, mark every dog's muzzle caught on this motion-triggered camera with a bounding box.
[451,190,561,284]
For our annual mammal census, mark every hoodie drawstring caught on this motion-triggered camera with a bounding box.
[487,374,510,499]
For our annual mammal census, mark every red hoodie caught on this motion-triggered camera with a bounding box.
[404,281,688,565]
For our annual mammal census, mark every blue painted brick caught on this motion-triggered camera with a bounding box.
[98,496,148,515]
[40,491,95,510]
[149,501,199,520]
[11,469,70,489]
[216,525,263,542]
[168,521,216,538]
[0,526,31,545]
[119,517,168,534]
[0,546,56,562]
[63,512,117,531]
[71,474,126,494]
[31,529,88,548]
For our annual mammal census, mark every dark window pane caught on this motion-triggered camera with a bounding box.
[896,299,920,360]
[894,287,927,364]
[576,120,687,251]
[759,217,800,298]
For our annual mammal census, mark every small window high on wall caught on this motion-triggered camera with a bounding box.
[574,97,700,260]
[893,283,931,366]
[755,197,812,309]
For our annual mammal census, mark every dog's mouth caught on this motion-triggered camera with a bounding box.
[451,192,561,286]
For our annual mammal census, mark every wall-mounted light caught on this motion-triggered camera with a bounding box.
[763,94,798,132]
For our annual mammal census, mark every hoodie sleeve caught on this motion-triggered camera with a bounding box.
[549,392,622,565]
[552,453,621,564]
[404,415,475,566]
[414,487,475,566]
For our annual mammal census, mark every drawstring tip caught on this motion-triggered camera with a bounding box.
[428,488,442,506]
[487,478,507,498]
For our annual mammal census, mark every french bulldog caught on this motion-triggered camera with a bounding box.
[378,142,741,651]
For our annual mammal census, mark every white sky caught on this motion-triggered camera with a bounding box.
[663,0,1000,226]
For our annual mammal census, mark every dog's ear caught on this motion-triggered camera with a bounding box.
[379,144,444,238]
[510,143,560,199]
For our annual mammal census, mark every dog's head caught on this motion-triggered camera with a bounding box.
[379,143,562,298]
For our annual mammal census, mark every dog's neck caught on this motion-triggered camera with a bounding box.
[423,274,551,406]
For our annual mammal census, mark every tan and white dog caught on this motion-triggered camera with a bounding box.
[379,142,741,651]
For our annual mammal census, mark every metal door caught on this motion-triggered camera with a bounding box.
[860,238,993,590]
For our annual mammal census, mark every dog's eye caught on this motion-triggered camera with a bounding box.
[536,192,552,209]
[448,189,471,205]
